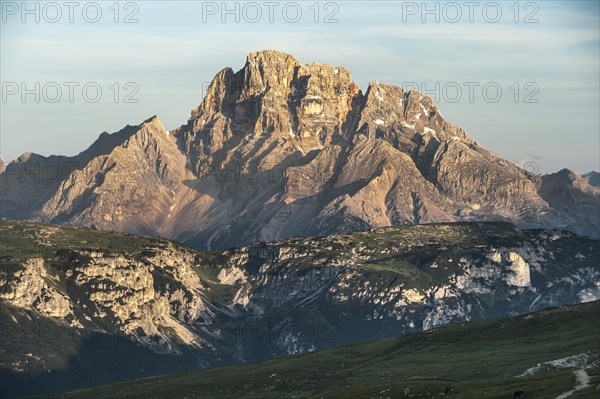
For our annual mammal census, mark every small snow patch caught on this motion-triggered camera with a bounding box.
[374,119,385,125]
[421,127,438,140]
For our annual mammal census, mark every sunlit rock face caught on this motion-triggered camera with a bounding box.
[1,50,598,251]
[2,221,598,370]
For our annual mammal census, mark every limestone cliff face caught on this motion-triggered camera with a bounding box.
[69,246,211,352]
[0,236,214,355]
[0,258,79,324]
[1,50,597,246]
[182,50,359,162]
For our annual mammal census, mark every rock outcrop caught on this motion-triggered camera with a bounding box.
[1,220,599,396]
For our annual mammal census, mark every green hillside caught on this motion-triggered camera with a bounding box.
[39,301,600,399]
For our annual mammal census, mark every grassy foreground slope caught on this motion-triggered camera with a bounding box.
[41,301,600,399]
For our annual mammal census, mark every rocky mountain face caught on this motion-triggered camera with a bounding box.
[583,170,600,187]
[537,169,600,234]
[0,50,598,247]
[1,117,190,238]
[1,219,598,397]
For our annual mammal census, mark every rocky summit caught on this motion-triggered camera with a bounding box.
[1,50,598,248]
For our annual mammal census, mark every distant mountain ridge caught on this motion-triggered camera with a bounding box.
[1,50,598,246]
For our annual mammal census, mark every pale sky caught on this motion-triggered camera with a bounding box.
[1,0,598,174]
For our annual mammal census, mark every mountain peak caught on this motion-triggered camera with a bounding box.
[186,50,476,157]
[583,171,599,187]
[185,50,361,154]
[3,51,599,247]
[141,114,166,131]
[553,168,581,182]
[16,151,37,162]
[142,114,160,124]
[246,49,299,65]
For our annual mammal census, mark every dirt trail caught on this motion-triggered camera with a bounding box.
[556,369,590,399]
